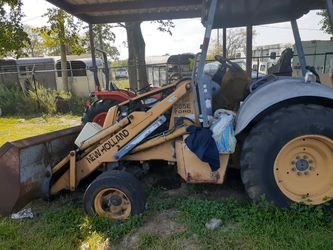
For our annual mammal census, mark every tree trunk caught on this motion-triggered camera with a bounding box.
[125,22,138,89]
[59,11,69,92]
[125,21,148,90]
[60,39,69,91]
[98,28,104,51]
[134,23,148,89]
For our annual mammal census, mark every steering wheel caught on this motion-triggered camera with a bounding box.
[214,55,241,71]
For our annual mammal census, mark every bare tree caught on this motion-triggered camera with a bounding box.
[209,28,256,59]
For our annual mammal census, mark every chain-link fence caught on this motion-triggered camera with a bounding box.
[0,58,194,97]
[1,51,333,98]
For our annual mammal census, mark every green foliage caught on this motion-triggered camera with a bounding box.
[138,233,161,248]
[22,25,47,57]
[0,85,37,115]
[153,20,175,36]
[0,169,332,249]
[0,0,29,57]
[0,197,142,250]
[28,87,58,114]
[318,10,333,35]
[181,197,333,249]
[85,24,120,60]
[112,59,128,68]
[0,85,85,116]
[36,8,85,56]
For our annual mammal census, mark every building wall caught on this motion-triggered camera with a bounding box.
[292,40,333,88]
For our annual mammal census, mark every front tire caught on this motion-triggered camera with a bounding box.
[83,171,146,219]
[240,104,333,208]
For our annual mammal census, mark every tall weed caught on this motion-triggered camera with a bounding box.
[0,85,85,116]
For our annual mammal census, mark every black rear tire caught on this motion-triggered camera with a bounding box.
[240,104,333,208]
[83,170,146,219]
[82,99,118,125]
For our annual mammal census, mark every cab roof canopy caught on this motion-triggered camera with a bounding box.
[46,0,326,26]
[45,0,203,24]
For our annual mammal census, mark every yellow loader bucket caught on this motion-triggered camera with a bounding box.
[0,126,82,216]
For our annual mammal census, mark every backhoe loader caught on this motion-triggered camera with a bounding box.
[1,0,333,219]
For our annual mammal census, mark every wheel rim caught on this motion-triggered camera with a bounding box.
[94,188,132,219]
[92,112,107,126]
[274,135,333,205]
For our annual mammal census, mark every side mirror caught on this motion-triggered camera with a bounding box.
[270,52,277,60]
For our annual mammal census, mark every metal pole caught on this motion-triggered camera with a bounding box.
[257,57,259,79]
[196,0,218,127]
[291,19,307,76]
[326,0,333,34]
[246,26,253,78]
[89,23,100,91]
[217,29,220,53]
[223,28,227,57]
[96,49,111,91]
[324,53,328,74]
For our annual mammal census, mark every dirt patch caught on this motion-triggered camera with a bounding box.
[165,169,248,202]
[118,209,186,249]
[166,183,190,197]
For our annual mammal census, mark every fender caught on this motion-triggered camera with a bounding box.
[95,90,136,103]
[235,77,333,135]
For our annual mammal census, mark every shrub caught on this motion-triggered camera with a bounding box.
[0,85,38,115]
[0,85,85,116]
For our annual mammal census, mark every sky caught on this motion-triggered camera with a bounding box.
[22,0,331,60]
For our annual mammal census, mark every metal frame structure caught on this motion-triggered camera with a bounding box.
[46,0,202,24]
[291,20,307,76]
[194,0,218,127]
[46,0,333,127]
[194,0,333,127]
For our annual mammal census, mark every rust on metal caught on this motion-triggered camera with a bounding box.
[0,126,82,216]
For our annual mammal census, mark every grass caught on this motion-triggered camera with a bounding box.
[0,115,81,146]
[0,116,333,250]
[113,79,129,89]
[0,196,143,250]
[1,190,333,250]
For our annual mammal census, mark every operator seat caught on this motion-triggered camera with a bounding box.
[210,59,250,111]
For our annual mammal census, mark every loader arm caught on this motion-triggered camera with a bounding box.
[50,80,192,195]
